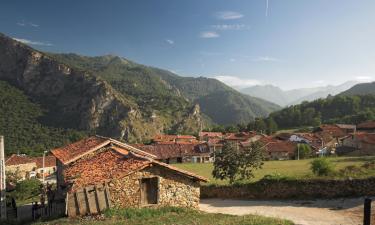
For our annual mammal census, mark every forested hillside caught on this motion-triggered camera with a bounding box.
[50,53,280,125]
[0,81,86,156]
[268,95,375,128]
[339,82,375,96]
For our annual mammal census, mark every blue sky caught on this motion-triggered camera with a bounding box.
[1,0,375,90]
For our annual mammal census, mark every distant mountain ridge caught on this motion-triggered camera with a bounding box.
[339,81,375,96]
[50,53,280,125]
[0,32,280,155]
[240,81,358,106]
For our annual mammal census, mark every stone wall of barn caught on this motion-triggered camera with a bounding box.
[108,165,200,208]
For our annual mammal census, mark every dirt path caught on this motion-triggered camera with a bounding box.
[200,198,374,225]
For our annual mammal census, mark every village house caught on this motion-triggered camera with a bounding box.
[5,154,57,180]
[198,131,223,141]
[259,136,296,160]
[338,132,375,155]
[32,155,57,178]
[357,121,375,133]
[336,124,356,134]
[5,154,36,180]
[152,134,198,144]
[138,142,212,164]
[51,136,207,217]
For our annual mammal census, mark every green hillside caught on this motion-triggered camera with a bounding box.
[50,53,280,125]
[268,94,375,128]
[340,82,375,96]
[0,81,86,156]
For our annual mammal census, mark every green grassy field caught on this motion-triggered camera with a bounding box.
[28,207,293,225]
[175,156,375,185]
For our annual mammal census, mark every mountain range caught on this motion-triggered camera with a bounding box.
[240,81,359,106]
[0,32,279,151]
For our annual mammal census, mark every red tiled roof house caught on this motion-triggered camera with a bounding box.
[51,136,207,216]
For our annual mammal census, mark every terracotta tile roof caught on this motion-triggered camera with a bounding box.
[51,136,109,164]
[32,156,56,168]
[138,143,210,160]
[199,132,223,138]
[315,124,346,137]
[357,121,375,130]
[64,147,207,191]
[336,124,356,130]
[224,132,258,141]
[265,141,296,153]
[51,136,156,165]
[5,154,35,166]
[64,148,150,191]
[355,133,375,144]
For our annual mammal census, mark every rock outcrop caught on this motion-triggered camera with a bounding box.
[0,33,203,142]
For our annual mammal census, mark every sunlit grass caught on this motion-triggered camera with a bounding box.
[175,156,375,185]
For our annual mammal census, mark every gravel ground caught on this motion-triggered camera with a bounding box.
[200,198,375,225]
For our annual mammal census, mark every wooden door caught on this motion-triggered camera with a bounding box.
[141,178,158,205]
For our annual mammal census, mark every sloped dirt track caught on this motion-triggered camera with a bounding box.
[200,198,375,225]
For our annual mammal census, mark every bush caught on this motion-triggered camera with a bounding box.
[339,165,364,177]
[362,160,375,170]
[261,173,289,181]
[9,178,42,201]
[310,158,334,176]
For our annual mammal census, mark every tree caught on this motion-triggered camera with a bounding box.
[265,117,278,135]
[295,143,312,159]
[212,142,264,184]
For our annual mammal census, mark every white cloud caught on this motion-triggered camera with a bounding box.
[214,75,262,88]
[200,31,219,38]
[13,38,53,46]
[16,21,39,27]
[165,39,174,45]
[29,22,40,27]
[229,58,236,62]
[354,76,373,82]
[253,56,280,62]
[211,24,249,30]
[215,11,244,20]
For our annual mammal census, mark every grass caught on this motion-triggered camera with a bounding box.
[30,207,293,225]
[175,156,375,185]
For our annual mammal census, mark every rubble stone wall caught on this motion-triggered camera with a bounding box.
[108,165,200,208]
[201,177,375,199]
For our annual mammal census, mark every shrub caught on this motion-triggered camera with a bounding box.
[362,160,375,170]
[261,173,289,181]
[310,158,334,176]
[339,165,364,177]
[9,178,42,201]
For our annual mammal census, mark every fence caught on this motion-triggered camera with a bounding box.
[32,199,66,220]
[66,183,111,217]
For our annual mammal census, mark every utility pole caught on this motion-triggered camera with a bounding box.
[0,136,6,220]
[42,150,48,184]
[297,144,300,160]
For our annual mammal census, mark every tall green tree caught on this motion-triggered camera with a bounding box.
[212,142,264,184]
[295,143,312,159]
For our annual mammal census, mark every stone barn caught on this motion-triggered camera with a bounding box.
[51,136,207,216]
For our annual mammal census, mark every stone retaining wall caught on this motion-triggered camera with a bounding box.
[201,177,375,199]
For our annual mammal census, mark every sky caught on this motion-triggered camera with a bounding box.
[1,0,375,90]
